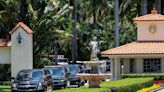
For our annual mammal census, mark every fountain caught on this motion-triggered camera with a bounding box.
[76,37,108,88]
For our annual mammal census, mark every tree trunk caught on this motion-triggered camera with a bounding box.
[54,45,58,65]
[141,0,147,15]
[114,0,119,47]
[71,0,77,64]
[155,0,161,14]
[93,0,96,23]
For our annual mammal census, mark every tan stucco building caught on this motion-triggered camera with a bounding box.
[102,10,164,80]
[0,22,33,77]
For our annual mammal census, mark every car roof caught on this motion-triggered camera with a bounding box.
[45,65,64,68]
[19,69,44,72]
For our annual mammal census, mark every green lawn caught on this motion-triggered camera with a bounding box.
[0,86,110,92]
[54,86,110,92]
[0,86,10,92]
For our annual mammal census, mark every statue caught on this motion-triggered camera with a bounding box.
[89,37,100,61]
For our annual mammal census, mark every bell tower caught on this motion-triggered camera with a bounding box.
[134,9,164,41]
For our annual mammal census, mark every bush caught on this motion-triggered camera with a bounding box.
[101,78,154,92]
[122,74,164,80]
[137,84,160,92]
[0,81,11,85]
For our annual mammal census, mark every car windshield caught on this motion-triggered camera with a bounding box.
[50,67,65,76]
[31,71,43,79]
[57,59,68,62]
[17,71,30,80]
[69,65,79,74]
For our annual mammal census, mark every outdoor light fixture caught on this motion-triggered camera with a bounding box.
[17,32,22,44]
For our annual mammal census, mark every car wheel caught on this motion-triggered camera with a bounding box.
[11,91,17,92]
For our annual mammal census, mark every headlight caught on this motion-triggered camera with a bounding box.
[12,83,17,88]
[60,80,65,82]
[38,83,43,90]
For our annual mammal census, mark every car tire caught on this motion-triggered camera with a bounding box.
[11,91,17,92]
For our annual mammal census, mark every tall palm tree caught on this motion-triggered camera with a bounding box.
[71,0,77,63]
[141,0,147,15]
[114,0,119,47]
[155,0,161,14]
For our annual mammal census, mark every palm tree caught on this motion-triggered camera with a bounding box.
[141,0,147,15]
[71,0,77,63]
[114,0,119,47]
[155,0,161,14]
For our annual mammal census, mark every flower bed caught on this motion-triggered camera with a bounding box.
[154,80,164,84]
[137,84,160,92]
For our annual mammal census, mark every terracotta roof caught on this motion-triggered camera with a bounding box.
[9,22,33,34]
[101,41,164,55]
[0,39,11,47]
[133,10,164,21]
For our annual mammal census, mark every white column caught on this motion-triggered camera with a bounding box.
[114,58,121,80]
[136,58,143,73]
[161,58,164,73]
[123,58,130,74]
[111,58,121,80]
[111,59,115,80]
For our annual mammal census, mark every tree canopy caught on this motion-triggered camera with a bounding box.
[0,0,157,68]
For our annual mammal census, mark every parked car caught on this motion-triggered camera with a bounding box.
[68,64,84,87]
[45,65,70,89]
[11,69,53,92]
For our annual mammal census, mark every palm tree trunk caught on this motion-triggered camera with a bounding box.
[141,0,147,15]
[93,0,96,23]
[114,0,119,47]
[71,0,77,64]
[155,0,161,14]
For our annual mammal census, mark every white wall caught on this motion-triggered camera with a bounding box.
[0,47,11,64]
[137,21,164,41]
[11,27,33,77]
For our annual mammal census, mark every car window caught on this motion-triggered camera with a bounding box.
[69,65,79,74]
[50,67,65,76]
[17,71,30,80]
[31,71,43,79]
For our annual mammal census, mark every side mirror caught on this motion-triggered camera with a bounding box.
[67,72,70,75]
[11,77,15,82]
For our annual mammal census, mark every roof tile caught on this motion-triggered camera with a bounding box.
[0,39,11,47]
[133,10,164,21]
[9,22,33,34]
[101,42,164,55]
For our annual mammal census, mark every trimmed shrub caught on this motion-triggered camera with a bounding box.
[0,81,11,85]
[122,74,164,80]
[101,78,154,92]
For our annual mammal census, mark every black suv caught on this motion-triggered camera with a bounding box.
[68,64,84,87]
[45,65,69,89]
[11,69,53,92]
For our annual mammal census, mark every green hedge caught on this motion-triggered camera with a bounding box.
[101,78,154,92]
[122,74,164,80]
[0,81,11,85]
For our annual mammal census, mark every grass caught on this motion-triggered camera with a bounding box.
[0,86,10,92]
[54,86,110,92]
